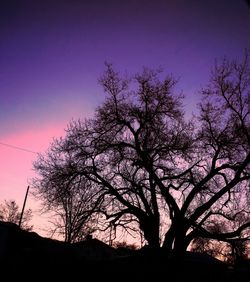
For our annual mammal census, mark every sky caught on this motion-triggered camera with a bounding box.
[0,0,250,237]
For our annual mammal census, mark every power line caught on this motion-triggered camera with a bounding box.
[0,141,38,154]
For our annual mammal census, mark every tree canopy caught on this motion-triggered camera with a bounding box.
[33,53,250,254]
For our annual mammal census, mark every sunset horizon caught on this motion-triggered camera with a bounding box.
[1,0,250,242]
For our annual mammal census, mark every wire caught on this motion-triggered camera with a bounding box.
[0,141,38,154]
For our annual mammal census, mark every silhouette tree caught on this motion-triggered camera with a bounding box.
[113,241,138,250]
[0,199,33,231]
[191,211,250,263]
[182,51,250,255]
[33,147,103,243]
[33,52,250,254]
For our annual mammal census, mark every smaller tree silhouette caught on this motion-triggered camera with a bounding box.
[0,199,33,231]
[190,217,250,264]
[32,156,103,243]
[112,241,138,250]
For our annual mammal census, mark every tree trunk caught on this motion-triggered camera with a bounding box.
[141,216,160,248]
[173,232,189,256]
[163,220,189,256]
[162,225,175,251]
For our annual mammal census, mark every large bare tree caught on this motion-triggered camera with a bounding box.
[33,53,250,254]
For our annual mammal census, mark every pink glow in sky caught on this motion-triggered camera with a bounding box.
[0,123,68,234]
[0,0,250,237]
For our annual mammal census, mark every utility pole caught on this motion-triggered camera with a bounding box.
[19,185,30,228]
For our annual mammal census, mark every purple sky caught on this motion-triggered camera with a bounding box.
[0,0,250,236]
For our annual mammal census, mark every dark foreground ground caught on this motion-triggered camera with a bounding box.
[2,250,249,282]
[0,222,249,281]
